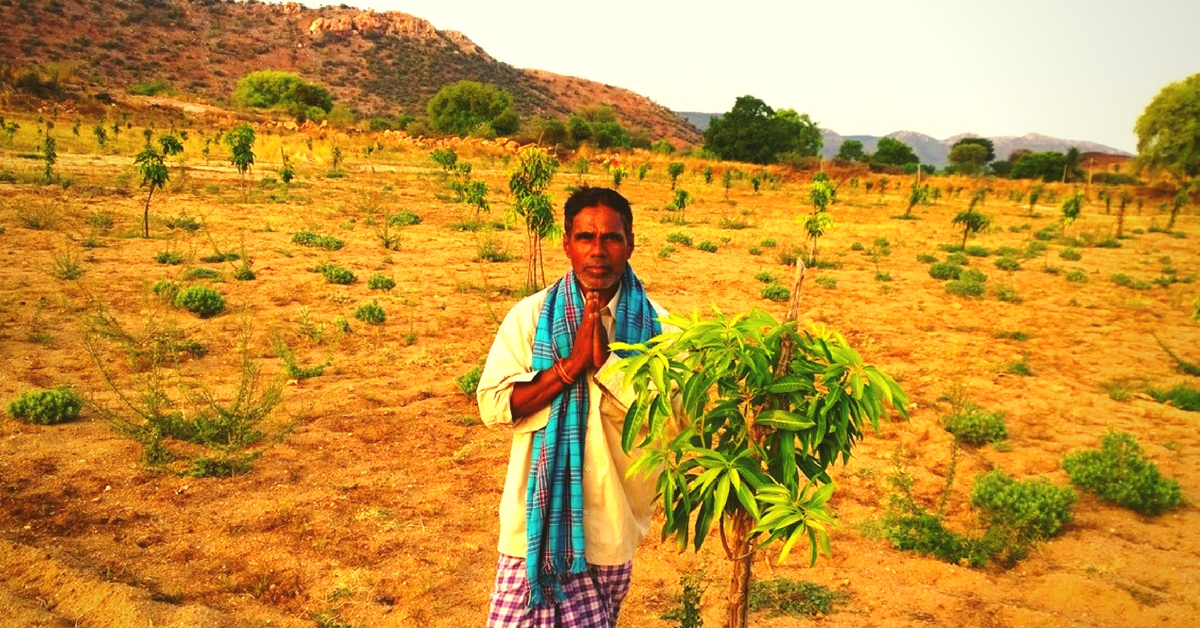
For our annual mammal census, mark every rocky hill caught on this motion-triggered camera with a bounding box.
[0,0,700,145]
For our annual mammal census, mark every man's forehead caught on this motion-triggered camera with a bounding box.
[571,204,628,233]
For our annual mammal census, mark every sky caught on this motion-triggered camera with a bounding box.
[290,0,1200,153]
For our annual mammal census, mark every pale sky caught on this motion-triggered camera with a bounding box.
[291,0,1200,153]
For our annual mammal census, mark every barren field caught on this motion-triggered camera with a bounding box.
[0,120,1197,628]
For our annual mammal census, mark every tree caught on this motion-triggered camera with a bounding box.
[949,143,990,177]
[951,137,995,162]
[667,162,685,190]
[805,174,836,264]
[1063,147,1083,183]
[871,137,919,166]
[1135,73,1200,180]
[507,147,559,290]
[135,140,168,238]
[427,80,519,138]
[1061,191,1083,235]
[704,95,820,165]
[1011,152,1066,183]
[224,124,255,201]
[232,71,334,122]
[836,139,864,162]
[953,192,991,249]
[904,182,930,219]
[614,307,907,628]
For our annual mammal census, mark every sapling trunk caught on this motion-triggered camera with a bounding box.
[143,187,154,238]
[725,509,756,628]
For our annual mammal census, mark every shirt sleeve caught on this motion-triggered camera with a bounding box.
[476,291,551,434]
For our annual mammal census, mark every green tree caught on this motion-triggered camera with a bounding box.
[427,80,519,138]
[871,137,919,166]
[949,143,990,177]
[1061,191,1083,235]
[951,137,995,162]
[231,71,334,122]
[836,139,864,162]
[704,95,820,164]
[135,140,168,238]
[904,183,929,219]
[507,147,559,290]
[953,192,991,249]
[1063,147,1083,183]
[614,308,907,628]
[668,161,685,190]
[1011,152,1067,183]
[224,123,256,201]
[1135,73,1200,180]
[39,123,57,183]
[805,173,835,264]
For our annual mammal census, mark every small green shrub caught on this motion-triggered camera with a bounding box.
[233,265,256,281]
[1065,269,1088,283]
[163,213,201,231]
[155,250,184,265]
[697,241,718,253]
[200,252,239,263]
[666,232,693,247]
[1025,241,1049,257]
[748,578,848,618]
[970,469,1077,546]
[1111,274,1152,290]
[368,274,395,291]
[755,271,777,284]
[183,267,221,281]
[929,262,962,280]
[748,246,761,255]
[292,231,344,250]
[1034,224,1060,241]
[1059,248,1082,261]
[1004,356,1033,376]
[994,283,1022,303]
[657,246,675,258]
[945,279,985,297]
[945,252,969,266]
[7,387,83,424]
[994,257,1021,271]
[850,241,865,251]
[916,253,938,264]
[354,301,386,324]
[815,276,837,289]
[943,404,1007,445]
[175,286,225,318]
[759,238,777,248]
[1148,384,1200,411]
[964,245,990,257]
[761,284,790,302]
[320,264,356,285]
[456,366,482,397]
[1062,431,1182,516]
[388,211,422,226]
[333,316,351,333]
[152,279,180,301]
[960,268,988,283]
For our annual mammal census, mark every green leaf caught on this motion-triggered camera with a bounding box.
[756,409,815,431]
[734,480,760,519]
[621,395,649,453]
[777,521,808,564]
[713,474,731,519]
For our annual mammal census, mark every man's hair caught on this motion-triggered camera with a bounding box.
[563,186,633,239]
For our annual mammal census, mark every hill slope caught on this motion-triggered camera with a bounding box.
[0,0,700,145]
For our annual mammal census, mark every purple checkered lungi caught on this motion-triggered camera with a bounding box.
[487,554,632,628]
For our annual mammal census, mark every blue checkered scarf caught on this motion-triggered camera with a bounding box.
[525,264,661,607]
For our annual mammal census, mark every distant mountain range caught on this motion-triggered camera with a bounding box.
[678,113,1131,167]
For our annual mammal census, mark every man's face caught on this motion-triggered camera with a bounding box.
[563,204,634,293]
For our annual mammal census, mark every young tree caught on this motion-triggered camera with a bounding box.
[1061,191,1084,236]
[666,189,691,223]
[39,121,57,183]
[1116,191,1131,239]
[953,192,991,249]
[722,168,734,198]
[507,147,559,290]
[1168,188,1188,231]
[614,306,907,628]
[1135,72,1200,181]
[668,161,685,190]
[871,137,919,167]
[92,122,107,148]
[904,182,929,219]
[1027,184,1043,216]
[224,124,255,200]
[805,173,835,264]
[135,139,168,238]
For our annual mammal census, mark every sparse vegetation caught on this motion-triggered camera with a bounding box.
[1063,431,1183,516]
[8,387,83,425]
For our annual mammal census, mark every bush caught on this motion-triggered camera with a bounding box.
[916,253,938,264]
[964,245,990,257]
[748,578,848,618]
[946,279,985,297]
[994,283,1022,303]
[761,284,790,302]
[1062,431,1182,516]
[183,267,221,281]
[1148,383,1200,411]
[7,387,83,424]
[929,263,962,280]
[759,238,777,248]
[388,211,422,226]
[1111,274,1152,290]
[1059,247,1082,261]
[945,252,970,265]
[456,366,482,397]
[175,286,226,318]
[666,232,693,247]
[971,469,1077,544]
[755,271,777,284]
[1066,269,1088,283]
[292,231,344,250]
[319,264,356,285]
[200,252,239,263]
[354,301,386,324]
[368,274,395,291]
[697,241,718,253]
[815,276,837,289]
[155,250,184,265]
[152,279,180,302]
[943,404,1007,445]
[748,246,761,255]
[994,257,1021,271]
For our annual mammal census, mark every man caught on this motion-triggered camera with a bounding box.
[477,186,669,627]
